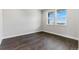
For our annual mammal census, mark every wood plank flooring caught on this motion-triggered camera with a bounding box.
[0,32,78,50]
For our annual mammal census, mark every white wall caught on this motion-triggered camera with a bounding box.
[3,9,41,39]
[42,9,79,40]
[0,10,2,44]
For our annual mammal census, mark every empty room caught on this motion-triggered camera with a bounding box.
[0,9,79,50]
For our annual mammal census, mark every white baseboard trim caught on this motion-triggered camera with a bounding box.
[3,31,41,39]
[43,31,79,41]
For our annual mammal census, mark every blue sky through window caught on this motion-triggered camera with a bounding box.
[57,9,67,23]
[48,9,67,25]
[48,12,55,24]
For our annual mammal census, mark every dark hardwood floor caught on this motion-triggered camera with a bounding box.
[0,32,78,50]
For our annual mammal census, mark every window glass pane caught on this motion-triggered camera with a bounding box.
[56,9,67,24]
[48,12,55,24]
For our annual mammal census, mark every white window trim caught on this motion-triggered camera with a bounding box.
[47,9,68,26]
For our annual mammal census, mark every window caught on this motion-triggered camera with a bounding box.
[56,9,67,25]
[48,9,67,25]
[48,12,55,25]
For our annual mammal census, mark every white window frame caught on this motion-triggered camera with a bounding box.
[47,9,68,26]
